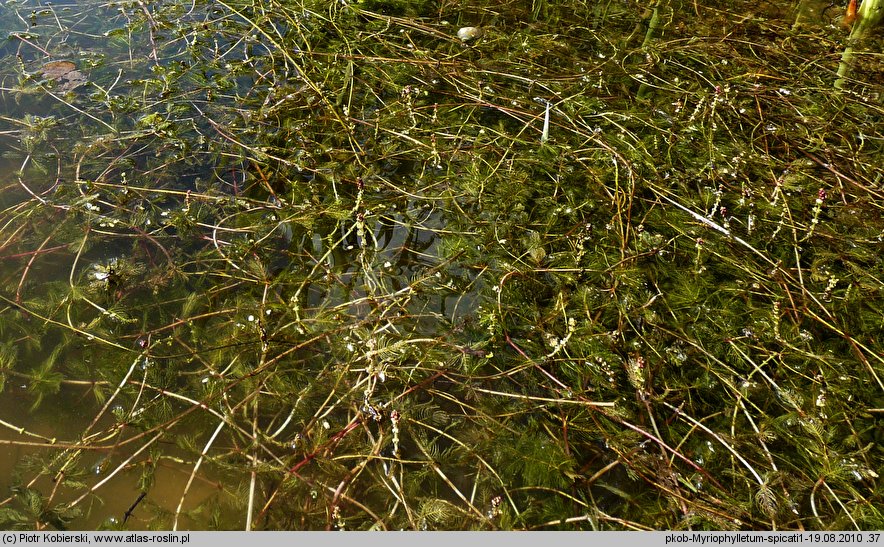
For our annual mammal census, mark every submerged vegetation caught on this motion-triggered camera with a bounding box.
[0,0,882,531]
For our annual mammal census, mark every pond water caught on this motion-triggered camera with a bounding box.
[0,0,882,531]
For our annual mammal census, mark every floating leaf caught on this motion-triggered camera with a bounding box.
[39,61,87,91]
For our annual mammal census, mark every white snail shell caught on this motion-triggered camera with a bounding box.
[457,27,484,42]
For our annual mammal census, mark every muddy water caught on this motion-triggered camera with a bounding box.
[0,375,234,529]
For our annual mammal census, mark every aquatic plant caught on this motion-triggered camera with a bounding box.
[0,0,881,531]
[836,0,884,87]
